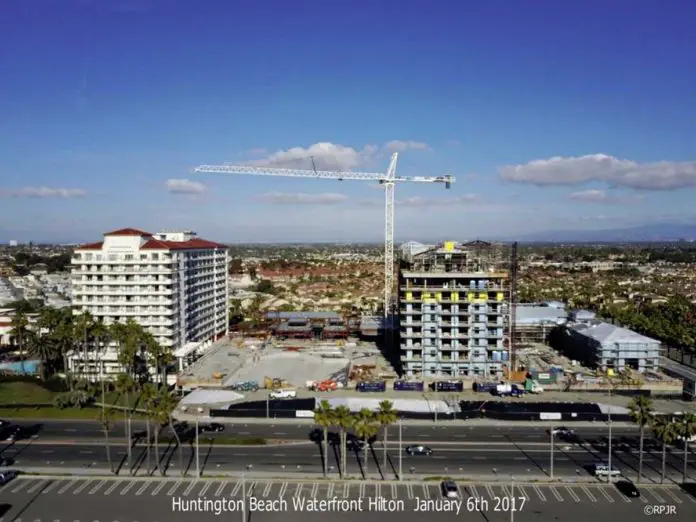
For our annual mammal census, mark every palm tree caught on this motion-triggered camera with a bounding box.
[652,415,680,484]
[313,400,334,477]
[97,405,116,474]
[158,389,184,476]
[628,396,654,483]
[376,400,397,475]
[354,408,379,477]
[9,310,30,374]
[332,405,353,478]
[114,372,135,474]
[73,311,94,380]
[678,412,696,483]
[140,382,157,473]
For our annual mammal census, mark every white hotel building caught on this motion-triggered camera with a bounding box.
[71,228,229,381]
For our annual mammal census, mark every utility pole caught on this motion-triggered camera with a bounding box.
[510,476,515,522]
[241,471,246,522]
[195,417,200,478]
[266,393,270,419]
[550,427,554,480]
[398,419,403,481]
[607,387,612,483]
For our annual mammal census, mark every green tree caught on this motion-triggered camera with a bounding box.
[9,310,30,374]
[678,412,696,483]
[651,416,680,484]
[332,405,353,479]
[72,311,94,380]
[313,400,334,477]
[628,396,654,483]
[376,400,397,475]
[354,408,379,477]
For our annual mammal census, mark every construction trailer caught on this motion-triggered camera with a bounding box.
[398,240,512,379]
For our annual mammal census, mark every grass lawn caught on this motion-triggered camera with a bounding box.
[0,381,55,404]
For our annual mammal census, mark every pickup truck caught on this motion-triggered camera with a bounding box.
[270,389,297,399]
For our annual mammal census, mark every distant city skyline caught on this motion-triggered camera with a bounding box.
[2,1,696,242]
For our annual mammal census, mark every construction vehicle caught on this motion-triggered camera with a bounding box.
[524,379,544,393]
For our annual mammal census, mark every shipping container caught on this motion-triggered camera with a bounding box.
[473,382,497,393]
[434,380,464,392]
[356,381,386,392]
[393,380,424,392]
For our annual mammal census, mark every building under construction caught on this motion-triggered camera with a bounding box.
[398,240,512,379]
[266,311,350,340]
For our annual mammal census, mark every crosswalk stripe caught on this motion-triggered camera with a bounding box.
[517,485,530,501]
[375,484,381,497]
[471,485,480,498]
[533,485,546,502]
[294,483,303,497]
[359,483,365,498]
[647,488,666,503]
[278,482,288,498]
[421,484,428,498]
[550,487,564,502]
[120,481,137,495]
[311,483,319,497]
[215,481,227,497]
[104,481,119,495]
[27,480,48,494]
[581,486,597,502]
[199,482,212,497]
[596,487,614,503]
[663,488,682,503]
[500,485,511,498]
[182,481,197,496]
[42,480,62,494]
[135,482,150,496]
[167,481,182,496]
[485,485,495,499]
[565,487,581,502]
[262,482,272,497]
[152,481,166,496]
[73,481,90,495]
[88,480,106,495]
[391,484,397,499]
[231,480,242,496]
[11,480,31,493]
[327,483,335,498]
[58,480,76,495]
[247,481,256,497]
[406,484,413,499]
[343,483,349,498]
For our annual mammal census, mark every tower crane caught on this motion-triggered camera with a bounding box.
[194,153,455,335]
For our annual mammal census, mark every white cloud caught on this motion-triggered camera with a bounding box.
[399,194,481,207]
[499,153,696,190]
[247,148,267,156]
[246,140,431,171]
[166,178,207,195]
[0,187,87,198]
[254,192,349,205]
[568,189,644,204]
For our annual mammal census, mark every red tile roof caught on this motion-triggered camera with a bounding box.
[141,238,227,250]
[75,241,103,250]
[104,228,152,236]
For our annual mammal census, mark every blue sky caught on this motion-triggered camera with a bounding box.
[1,0,695,243]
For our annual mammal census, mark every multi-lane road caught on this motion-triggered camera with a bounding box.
[2,422,695,482]
[1,475,695,522]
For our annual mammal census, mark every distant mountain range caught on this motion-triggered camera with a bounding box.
[514,223,696,243]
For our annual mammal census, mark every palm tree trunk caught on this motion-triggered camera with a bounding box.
[125,391,132,475]
[683,436,688,483]
[154,428,161,476]
[169,416,183,476]
[104,427,113,474]
[661,443,666,484]
[146,420,151,472]
[19,333,26,374]
[323,428,328,477]
[382,427,388,472]
[638,426,644,484]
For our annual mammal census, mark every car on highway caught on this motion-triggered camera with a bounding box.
[0,471,17,486]
[309,429,339,444]
[199,423,225,433]
[405,445,433,456]
[0,457,14,467]
[270,389,297,399]
[549,427,575,438]
[440,480,459,498]
[615,480,640,498]
[4,426,25,441]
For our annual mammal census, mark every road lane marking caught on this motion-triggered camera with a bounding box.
[360,483,366,498]
[596,487,614,503]
[215,481,227,497]
[375,484,381,497]
[421,484,428,498]
[391,484,397,499]
[167,481,182,496]
[104,482,120,495]
[27,480,48,494]
[581,486,597,502]
[647,488,666,503]
[278,482,288,498]
[135,482,150,496]
[311,483,319,497]
[294,483,303,497]
[343,483,349,498]
[42,480,62,494]
[247,481,257,497]
[517,486,529,500]
[500,485,511,498]
[58,481,76,495]
[532,485,546,502]
[470,486,480,499]
[88,480,105,495]
[152,482,166,496]
[262,482,272,497]
[120,481,137,495]
[406,484,413,499]
[565,487,581,502]
[73,481,90,495]
[11,480,31,493]
[231,481,242,497]
[327,483,334,498]
[183,481,197,496]
[550,487,564,502]
[663,488,682,503]
[485,485,495,499]
[199,482,212,497]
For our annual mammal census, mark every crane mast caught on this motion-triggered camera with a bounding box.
[194,152,455,342]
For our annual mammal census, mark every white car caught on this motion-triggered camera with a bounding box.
[441,480,459,498]
[593,463,621,477]
[0,471,17,486]
[270,389,297,399]
[550,427,574,437]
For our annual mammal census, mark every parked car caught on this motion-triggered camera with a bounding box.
[0,458,14,467]
[615,480,640,498]
[270,389,297,399]
[405,445,433,456]
[440,480,459,498]
[0,471,17,486]
[199,423,225,433]
[592,462,622,478]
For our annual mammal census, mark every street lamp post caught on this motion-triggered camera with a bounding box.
[266,393,270,419]
[398,419,403,481]
[550,427,554,480]
[510,476,515,522]
[195,417,200,478]
[607,388,612,483]
[241,470,246,522]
